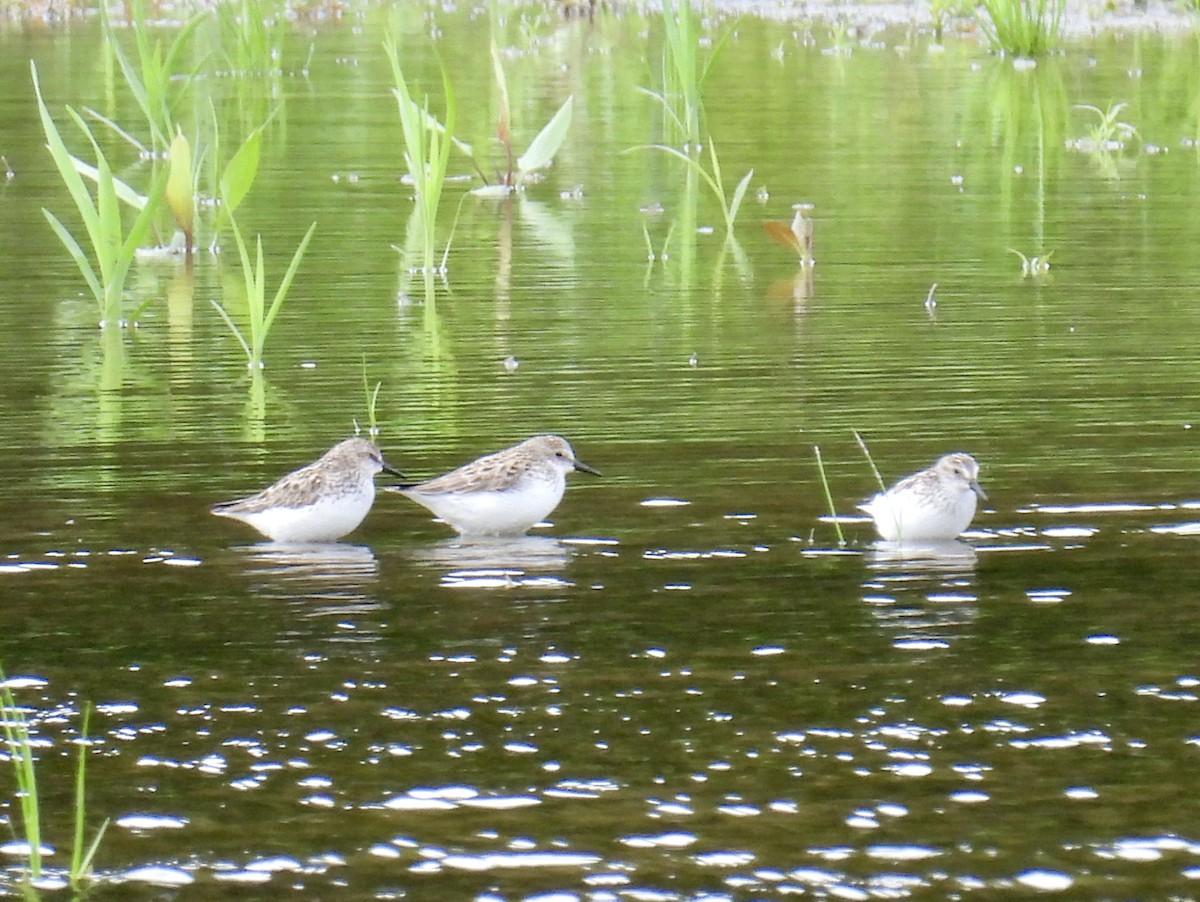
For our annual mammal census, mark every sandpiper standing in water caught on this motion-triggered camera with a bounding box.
[212,437,403,543]
[859,452,987,542]
[389,434,600,536]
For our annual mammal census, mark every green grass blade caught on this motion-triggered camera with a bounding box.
[70,704,91,881]
[814,445,846,547]
[31,63,103,246]
[262,222,316,340]
[853,430,887,492]
[1,671,43,881]
[211,299,253,362]
[43,210,104,307]
[101,3,156,142]
[82,106,149,155]
[726,167,754,231]
[69,155,149,211]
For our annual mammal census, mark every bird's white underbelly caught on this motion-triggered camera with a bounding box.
[863,490,976,542]
[241,490,374,543]
[416,480,564,536]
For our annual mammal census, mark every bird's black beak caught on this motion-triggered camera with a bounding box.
[381,458,406,479]
[574,458,602,477]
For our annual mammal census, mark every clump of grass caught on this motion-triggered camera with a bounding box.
[1073,102,1138,151]
[641,0,731,146]
[468,40,574,196]
[211,218,316,369]
[639,140,752,241]
[1,676,44,883]
[32,61,165,328]
[1008,247,1053,276]
[977,0,1063,57]
[813,445,845,547]
[0,672,108,892]
[384,36,455,275]
[99,0,208,153]
[214,0,284,77]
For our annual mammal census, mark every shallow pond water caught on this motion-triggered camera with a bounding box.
[2,1,1200,898]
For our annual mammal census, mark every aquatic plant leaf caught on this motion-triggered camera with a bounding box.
[518,95,574,174]
[219,127,262,221]
[166,131,194,237]
[763,220,803,253]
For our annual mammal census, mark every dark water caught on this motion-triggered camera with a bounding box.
[2,2,1200,897]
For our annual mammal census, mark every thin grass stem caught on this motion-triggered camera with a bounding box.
[814,446,846,547]
[853,430,887,493]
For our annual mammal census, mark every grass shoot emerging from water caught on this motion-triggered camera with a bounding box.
[99,0,207,152]
[0,673,107,893]
[385,36,455,275]
[465,41,575,196]
[853,430,887,494]
[1,675,43,884]
[358,359,383,438]
[1075,101,1139,150]
[1008,247,1053,276]
[643,140,753,241]
[813,446,845,547]
[212,219,316,370]
[32,61,165,328]
[977,0,1063,56]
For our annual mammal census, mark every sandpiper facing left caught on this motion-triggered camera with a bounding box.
[212,437,403,543]
[388,434,600,536]
[858,452,987,542]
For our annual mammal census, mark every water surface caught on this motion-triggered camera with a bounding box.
[2,2,1200,897]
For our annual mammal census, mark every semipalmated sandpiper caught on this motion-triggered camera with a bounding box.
[858,452,987,542]
[389,434,599,536]
[212,437,403,543]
